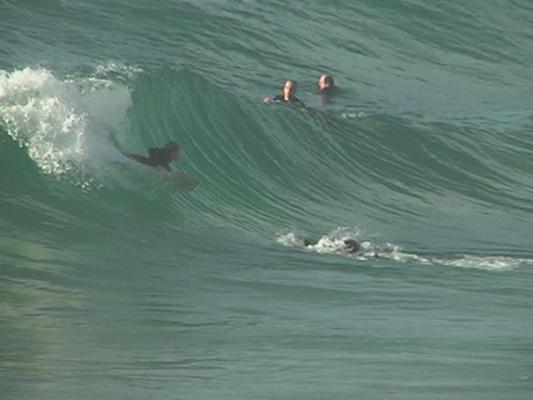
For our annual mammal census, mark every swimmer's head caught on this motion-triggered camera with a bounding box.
[303,238,317,247]
[318,74,335,91]
[283,80,297,100]
[343,239,360,254]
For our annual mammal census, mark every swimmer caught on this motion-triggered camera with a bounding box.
[263,80,306,107]
[318,74,337,95]
[123,141,180,171]
[342,239,360,254]
[317,74,338,105]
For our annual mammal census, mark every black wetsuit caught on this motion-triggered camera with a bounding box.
[125,148,173,171]
[272,95,305,107]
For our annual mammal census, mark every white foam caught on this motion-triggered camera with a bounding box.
[94,62,143,80]
[432,254,533,271]
[0,67,132,179]
[277,227,377,259]
[378,247,532,271]
[277,232,306,248]
[341,111,367,119]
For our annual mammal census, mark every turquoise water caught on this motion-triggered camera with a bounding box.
[1,1,533,399]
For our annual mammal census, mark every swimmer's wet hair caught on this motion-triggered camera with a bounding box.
[322,74,334,86]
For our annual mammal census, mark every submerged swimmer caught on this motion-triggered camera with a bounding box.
[123,141,180,171]
[263,80,306,107]
[317,74,338,105]
[303,237,361,254]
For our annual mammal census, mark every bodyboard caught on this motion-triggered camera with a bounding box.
[115,155,199,192]
[161,171,199,192]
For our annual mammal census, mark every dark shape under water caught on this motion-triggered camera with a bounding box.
[123,142,180,171]
[342,239,360,254]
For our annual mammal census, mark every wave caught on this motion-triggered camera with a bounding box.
[1,65,532,264]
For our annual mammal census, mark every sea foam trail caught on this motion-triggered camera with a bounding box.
[277,228,533,271]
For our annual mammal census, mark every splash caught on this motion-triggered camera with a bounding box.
[277,227,380,259]
[0,67,132,177]
[278,228,533,271]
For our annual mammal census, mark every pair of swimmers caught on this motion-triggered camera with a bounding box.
[125,75,336,171]
[263,74,337,107]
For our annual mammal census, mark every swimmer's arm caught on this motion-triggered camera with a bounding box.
[264,95,282,103]
[295,98,306,108]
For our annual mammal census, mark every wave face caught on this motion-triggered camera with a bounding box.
[2,65,531,252]
[1,1,533,399]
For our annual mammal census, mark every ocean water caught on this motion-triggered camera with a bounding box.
[1,1,533,399]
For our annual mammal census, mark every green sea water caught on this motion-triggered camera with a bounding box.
[1,1,533,399]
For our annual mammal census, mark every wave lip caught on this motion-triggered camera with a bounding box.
[0,67,132,177]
